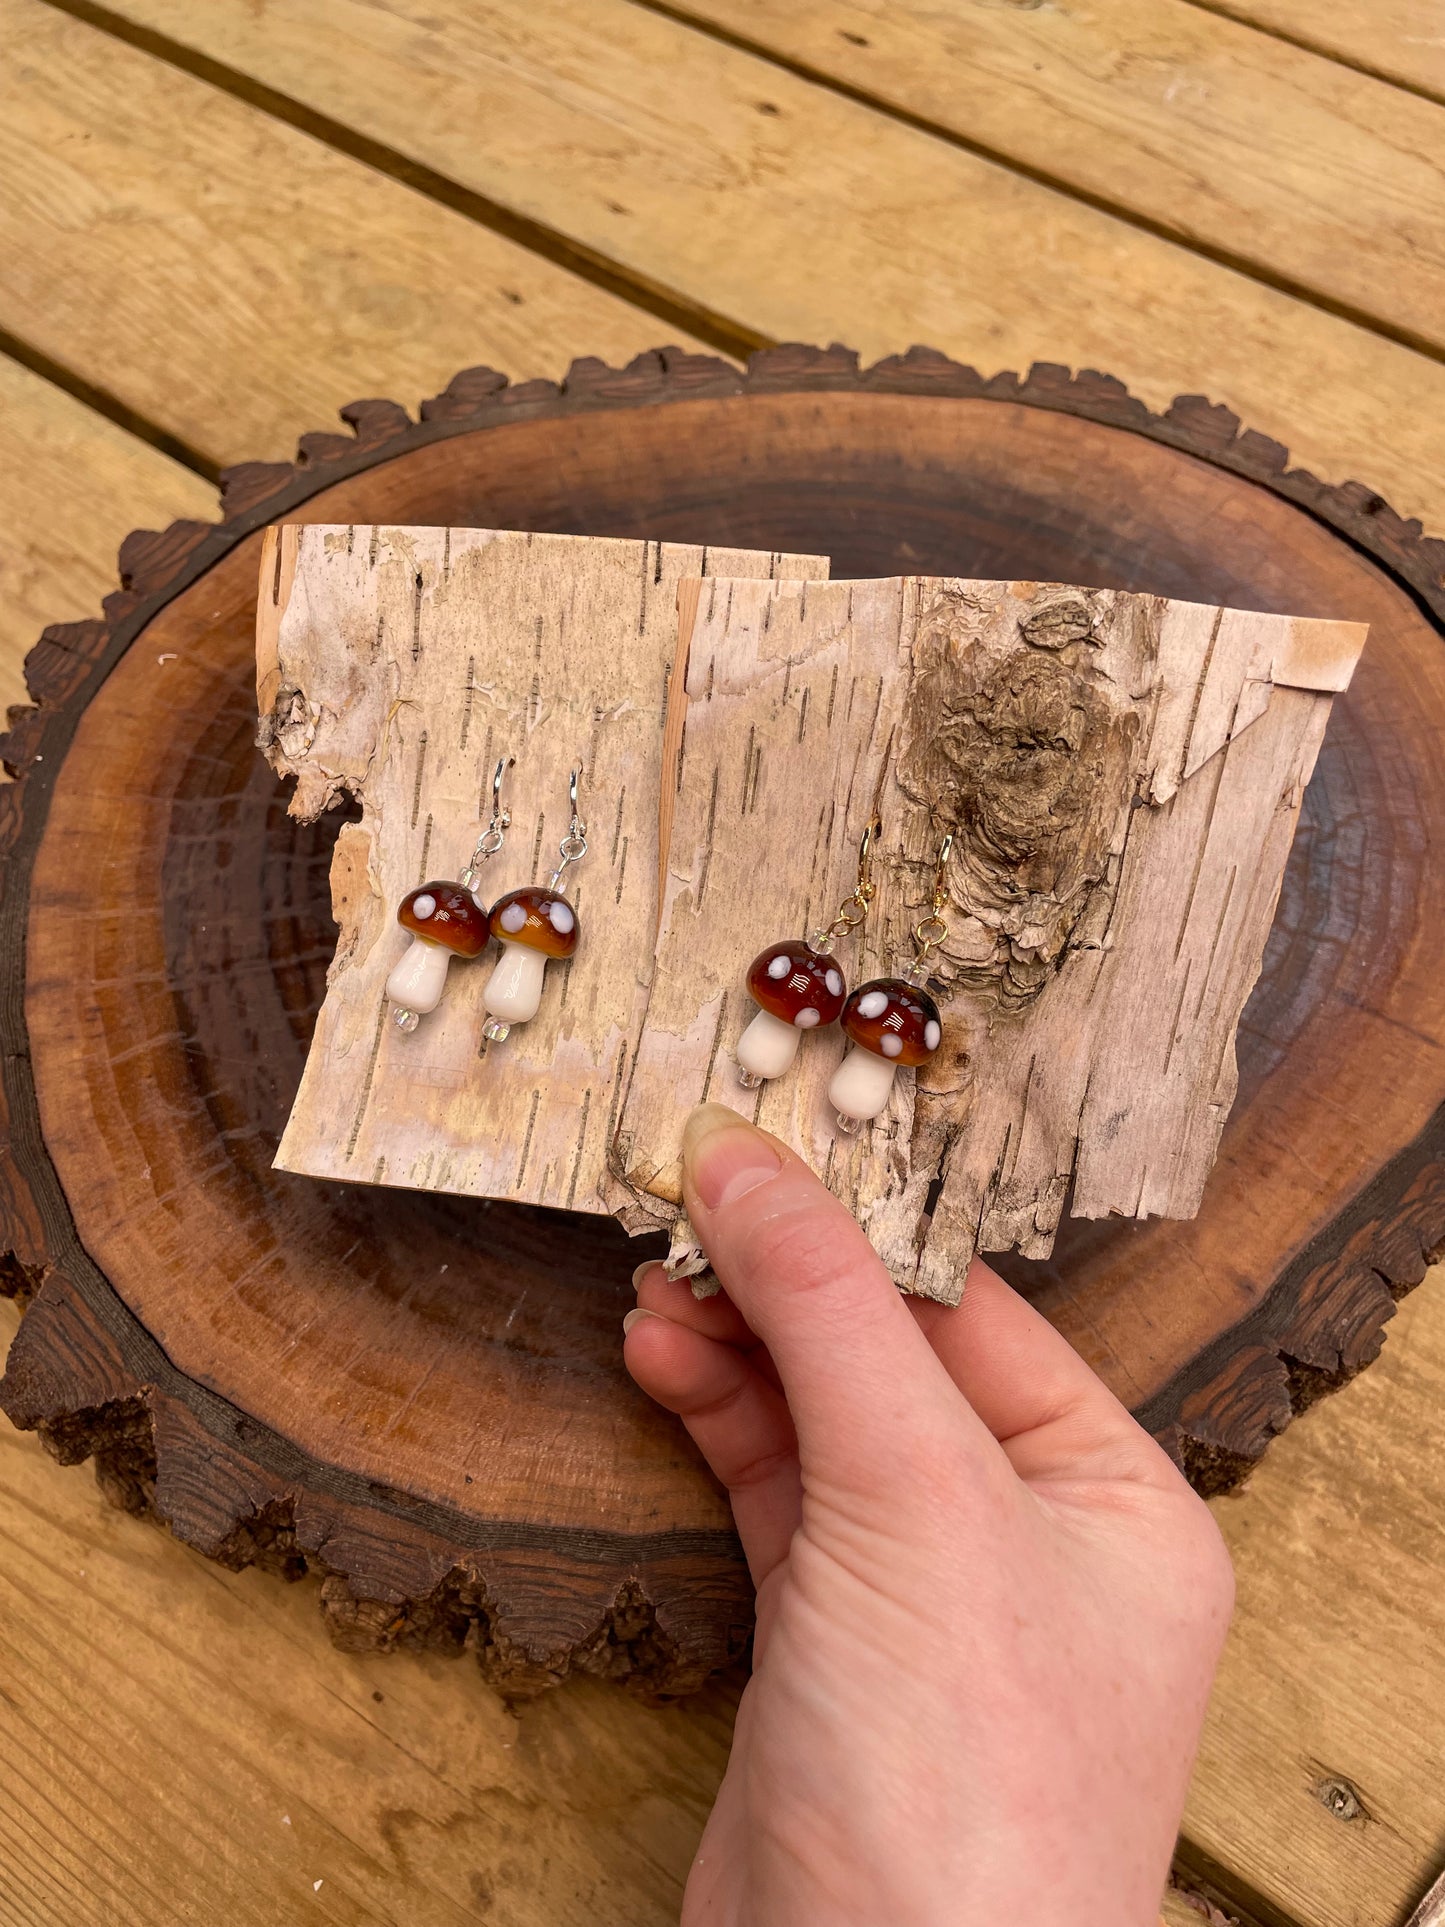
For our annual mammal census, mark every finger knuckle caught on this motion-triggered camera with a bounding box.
[744,1205,879,1306]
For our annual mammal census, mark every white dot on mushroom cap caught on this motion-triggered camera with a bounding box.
[825,968,843,997]
[880,1034,904,1058]
[472,889,487,912]
[857,989,889,1020]
[499,901,528,934]
[411,893,436,920]
[924,1019,941,1051]
[767,954,791,979]
[794,1006,821,1028]
[548,901,575,935]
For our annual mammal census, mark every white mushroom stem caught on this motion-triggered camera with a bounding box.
[484,941,549,1025]
[736,1006,804,1081]
[385,936,453,1015]
[828,1046,899,1123]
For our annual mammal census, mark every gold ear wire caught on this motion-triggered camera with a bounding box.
[911,831,954,975]
[857,812,883,896]
[811,810,884,953]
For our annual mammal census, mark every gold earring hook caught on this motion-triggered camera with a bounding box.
[910,831,954,978]
[810,810,884,953]
[856,812,883,898]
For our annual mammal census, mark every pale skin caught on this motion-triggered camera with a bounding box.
[624,1104,1235,1927]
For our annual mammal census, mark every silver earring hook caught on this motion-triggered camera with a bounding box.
[461,756,514,887]
[548,766,589,890]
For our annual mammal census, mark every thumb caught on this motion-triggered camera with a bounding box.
[680,1105,963,1483]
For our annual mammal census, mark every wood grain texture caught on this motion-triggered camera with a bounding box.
[2,350,1442,1690]
[613,574,1364,1302]
[0,1351,1208,1927]
[0,355,213,714]
[1181,1266,1445,1927]
[663,0,1445,353]
[0,1333,733,1927]
[266,525,825,1209]
[1161,1893,1237,1927]
[10,1256,1445,1927]
[1202,0,1445,101]
[0,0,704,470]
[83,0,1445,533]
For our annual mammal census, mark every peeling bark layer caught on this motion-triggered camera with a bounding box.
[614,579,1364,1303]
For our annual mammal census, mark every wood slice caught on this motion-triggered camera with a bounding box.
[2,346,1442,1692]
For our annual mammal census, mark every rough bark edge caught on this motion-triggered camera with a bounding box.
[0,1264,751,1696]
[0,344,1439,1674]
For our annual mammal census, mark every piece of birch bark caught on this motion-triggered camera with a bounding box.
[258,525,827,1209]
[607,576,1367,1303]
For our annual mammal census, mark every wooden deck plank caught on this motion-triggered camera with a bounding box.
[0,0,707,472]
[645,0,1445,356]
[0,1292,731,1925]
[71,0,1445,541]
[0,357,214,715]
[1181,1265,1445,1927]
[4,1264,1444,1927]
[1200,1,1445,103]
[2,6,1443,1920]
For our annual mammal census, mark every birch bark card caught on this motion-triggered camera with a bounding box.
[606,575,1366,1303]
[258,525,828,1210]
[259,533,1364,1307]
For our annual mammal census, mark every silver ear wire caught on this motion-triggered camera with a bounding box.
[547,766,589,890]
[461,756,514,888]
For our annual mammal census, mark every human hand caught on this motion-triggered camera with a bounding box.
[624,1105,1233,1927]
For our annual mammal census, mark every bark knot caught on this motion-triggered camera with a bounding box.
[904,587,1139,1010]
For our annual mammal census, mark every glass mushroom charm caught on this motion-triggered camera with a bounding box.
[736,942,847,1084]
[386,757,512,1032]
[734,813,880,1090]
[386,885,490,1028]
[481,768,587,1045]
[828,832,952,1132]
[829,979,942,1128]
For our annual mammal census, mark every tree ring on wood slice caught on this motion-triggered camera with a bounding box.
[1,346,1443,1692]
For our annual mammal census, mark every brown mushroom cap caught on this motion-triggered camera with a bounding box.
[397,881,490,957]
[745,941,847,1028]
[840,978,942,1066]
[488,886,580,959]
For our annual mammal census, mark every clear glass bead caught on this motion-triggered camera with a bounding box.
[393,1006,420,1033]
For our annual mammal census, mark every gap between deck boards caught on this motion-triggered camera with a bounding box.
[33,0,1445,379]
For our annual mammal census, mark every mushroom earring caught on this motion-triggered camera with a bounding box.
[481,768,587,1044]
[386,757,513,1032]
[829,833,952,1132]
[734,814,881,1089]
